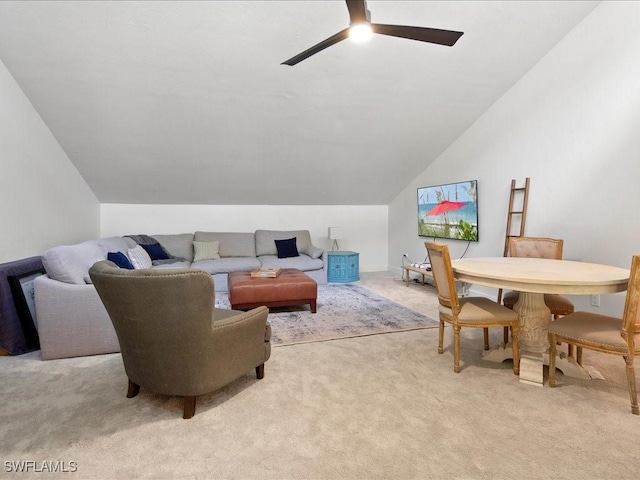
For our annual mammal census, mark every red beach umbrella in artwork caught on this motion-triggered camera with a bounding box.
[426,200,466,217]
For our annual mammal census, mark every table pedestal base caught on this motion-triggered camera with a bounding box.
[545,351,592,380]
[519,353,545,386]
[481,344,514,364]
[482,345,593,385]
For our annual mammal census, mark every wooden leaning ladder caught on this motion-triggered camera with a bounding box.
[497,178,530,344]
[503,178,530,253]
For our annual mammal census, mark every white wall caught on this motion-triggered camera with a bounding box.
[0,60,99,263]
[101,204,388,272]
[389,1,640,317]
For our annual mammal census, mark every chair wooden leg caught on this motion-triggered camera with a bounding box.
[576,347,583,366]
[255,364,265,379]
[438,320,445,354]
[453,325,461,373]
[567,344,574,358]
[127,379,140,398]
[511,324,520,375]
[183,396,196,419]
[624,355,639,415]
[483,328,489,351]
[548,334,557,387]
[503,326,509,345]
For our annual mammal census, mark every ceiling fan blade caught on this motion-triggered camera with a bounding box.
[346,0,370,24]
[372,23,463,47]
[281,28,350,66]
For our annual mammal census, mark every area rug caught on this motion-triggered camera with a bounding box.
[215,283,439,346]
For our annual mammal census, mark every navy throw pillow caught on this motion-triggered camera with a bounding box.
[107,251,134,270]
[275,237,299,259]
[140,242,170,260]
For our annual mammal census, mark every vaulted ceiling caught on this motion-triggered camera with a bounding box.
[0,1,598,205]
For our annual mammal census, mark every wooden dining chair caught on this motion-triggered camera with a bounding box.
[425,242,520,374]
[501,237,575,349]
[548,255,640,415]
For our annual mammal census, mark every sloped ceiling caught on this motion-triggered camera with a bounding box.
[0,1,598,205]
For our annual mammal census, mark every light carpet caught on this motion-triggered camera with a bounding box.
[1,276,639,479]
[215,283,439,346]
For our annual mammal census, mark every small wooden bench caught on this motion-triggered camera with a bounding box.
[402,265,433,286]
[228,269,318,313]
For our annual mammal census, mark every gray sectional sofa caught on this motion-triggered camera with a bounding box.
[34,230,326,360]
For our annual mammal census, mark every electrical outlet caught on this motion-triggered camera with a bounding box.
[590,295,600,307]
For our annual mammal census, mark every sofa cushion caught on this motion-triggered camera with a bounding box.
[42,240,105,285]
[258,254,324,272]
[128,245,153,269]
[194,232,256,258]
[255,230,312,257]
[107,252,134,270]
[192,257,261,275]
[275,238,299,258]
[151,233,194,261]
[193,241,220,262]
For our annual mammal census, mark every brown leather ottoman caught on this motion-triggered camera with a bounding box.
[228,269,318,313]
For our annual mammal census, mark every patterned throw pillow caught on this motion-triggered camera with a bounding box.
[193,241,221,262]
[128,245,153,269]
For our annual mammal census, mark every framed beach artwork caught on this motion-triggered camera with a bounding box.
[417,180,479,241]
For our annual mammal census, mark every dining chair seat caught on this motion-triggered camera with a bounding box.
[548,312,631,351]
[440,297,520,325]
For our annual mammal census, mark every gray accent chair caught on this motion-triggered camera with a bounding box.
[89,261,271,419]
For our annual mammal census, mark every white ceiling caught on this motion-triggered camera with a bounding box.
[0,1,599,205]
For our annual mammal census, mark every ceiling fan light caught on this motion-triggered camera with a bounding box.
[349,22,372,42]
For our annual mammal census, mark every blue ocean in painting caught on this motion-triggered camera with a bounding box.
[418,202,478,226]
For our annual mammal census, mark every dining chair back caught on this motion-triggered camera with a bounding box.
[425,242,520,375]
[426,242,460,314]
[548,255,640,415]
[508,236,563,259]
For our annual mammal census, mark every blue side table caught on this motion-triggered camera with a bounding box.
[327,251,360,283]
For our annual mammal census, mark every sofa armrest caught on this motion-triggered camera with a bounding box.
[319,249,329,282]
[34,275,120,360]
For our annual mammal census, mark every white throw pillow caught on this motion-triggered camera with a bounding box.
[128,245,153,269]
[193,241,220,262]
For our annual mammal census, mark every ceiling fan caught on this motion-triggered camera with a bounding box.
[282,0,464,66]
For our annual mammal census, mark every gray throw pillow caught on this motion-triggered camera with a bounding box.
[303,245,324,259]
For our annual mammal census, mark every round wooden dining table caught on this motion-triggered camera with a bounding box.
[450,257,629,385]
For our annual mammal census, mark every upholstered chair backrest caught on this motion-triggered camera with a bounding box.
[89,261,217,395]
[621,256,640,343]
[508,237,563,259]
[425,242,460,314]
